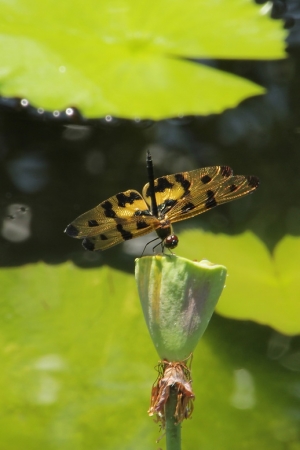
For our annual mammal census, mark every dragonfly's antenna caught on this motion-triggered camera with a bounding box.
[146,150,158,217]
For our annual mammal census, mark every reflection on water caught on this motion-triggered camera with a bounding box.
[33,374,61,405]
[280,351,300,372]
[62,125,92,141]
[31,354,67,405]
[268,332,300,372]
[7,155,49,193]
[33,354,67,371]
[230,368,256,410]
[2,204,31,242]
[267,331,291,360]
[85,149,105,175]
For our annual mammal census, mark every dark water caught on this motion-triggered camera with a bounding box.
[1,55,299,271]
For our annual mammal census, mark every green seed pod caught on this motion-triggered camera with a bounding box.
[135,255,227,361]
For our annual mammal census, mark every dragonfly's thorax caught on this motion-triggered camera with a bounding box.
[158,218,171,228]
[156,219,172,241]
[157,199,177,219]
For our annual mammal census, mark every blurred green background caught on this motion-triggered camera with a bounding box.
[1,0,300,449]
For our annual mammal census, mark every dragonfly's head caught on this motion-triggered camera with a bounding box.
[164,234,179,249]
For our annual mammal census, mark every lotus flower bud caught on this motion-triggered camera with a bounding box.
[135,254,227,426]
[135,255,227,361]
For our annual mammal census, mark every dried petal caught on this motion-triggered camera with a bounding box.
[148,359,195,426]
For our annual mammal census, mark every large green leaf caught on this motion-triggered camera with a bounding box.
[180,230,300,335]
[0,261,299,449]
[0,0,285,118]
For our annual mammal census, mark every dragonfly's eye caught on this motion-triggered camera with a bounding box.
[164,234,178,249]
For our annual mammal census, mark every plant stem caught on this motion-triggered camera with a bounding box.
[165,386,181,450]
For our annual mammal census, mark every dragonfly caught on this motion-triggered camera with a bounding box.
[65,151,259,251]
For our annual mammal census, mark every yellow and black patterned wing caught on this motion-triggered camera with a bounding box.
[81,216,159,251]
[142,166,259,223]
[142,166,231,211]
[65,190,158,250]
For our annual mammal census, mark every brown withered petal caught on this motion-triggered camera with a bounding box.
[148,359,195,426]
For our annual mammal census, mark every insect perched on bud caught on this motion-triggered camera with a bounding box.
[65,151,259,252]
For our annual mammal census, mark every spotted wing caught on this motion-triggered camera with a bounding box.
[65,190,158,250]
[142,166,259,223]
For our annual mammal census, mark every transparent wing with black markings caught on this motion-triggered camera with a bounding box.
[168,172,259,223]
[65,189,159,250]
[142,166,231,214]
[81,217,159,251]
[142,166,259,223]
